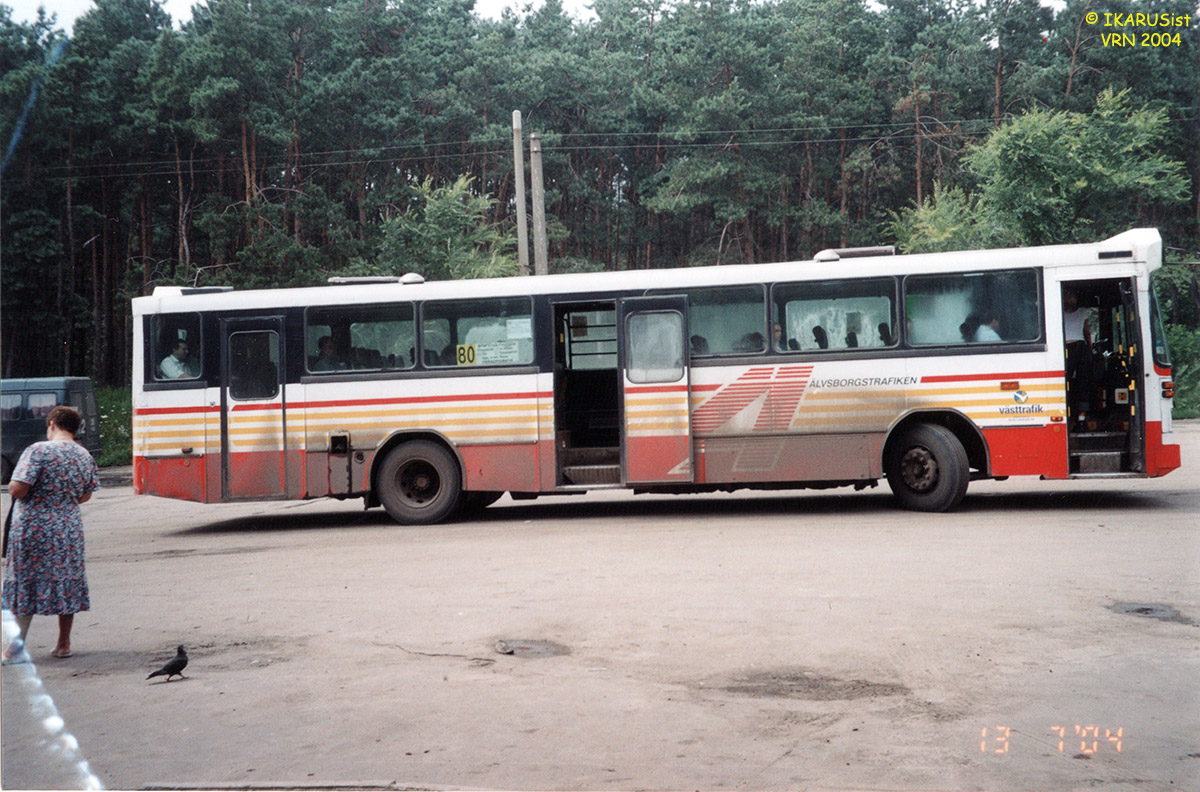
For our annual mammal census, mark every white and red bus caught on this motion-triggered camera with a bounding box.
[131,228,1180,522]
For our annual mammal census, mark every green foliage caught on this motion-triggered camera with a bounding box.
[95,385,132,467]
[888,184,1018,254]
[966,89,1189,246]
[1155,262,1200,419]
[377,176,518,281]
[893,89,1192,251]
[1165,325,1200,419]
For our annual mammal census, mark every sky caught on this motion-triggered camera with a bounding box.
[5,0,596,32]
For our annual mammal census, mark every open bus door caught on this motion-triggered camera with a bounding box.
[617,296,694,484]
[220,317,288,498]
[1063,279,1145,475]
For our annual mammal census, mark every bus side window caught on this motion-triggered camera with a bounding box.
[153,313,203,381]
[305,304,415,374]
[773,278,896,351]
[650,285,765,357]
[422,297,534,368]
[905,269,1041,346]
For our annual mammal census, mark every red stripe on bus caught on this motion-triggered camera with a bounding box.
[920,370,1064,384]
[231,402,284,412]
[134,405,220,416]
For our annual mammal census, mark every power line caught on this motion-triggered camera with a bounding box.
[15,113,1198,184]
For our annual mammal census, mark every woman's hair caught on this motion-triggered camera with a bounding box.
[46,405,82,435]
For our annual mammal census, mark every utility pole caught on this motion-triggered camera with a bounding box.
[530,133,549,276]
[511,111,530,276]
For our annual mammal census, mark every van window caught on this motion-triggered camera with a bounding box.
[1,393,21,421]
[68,389,98,440]
[28,392,58,420]
[154,313,202,380]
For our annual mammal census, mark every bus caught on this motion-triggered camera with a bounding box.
[130,228,1180,522]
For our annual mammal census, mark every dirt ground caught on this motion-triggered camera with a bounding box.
[3,424,1199,791]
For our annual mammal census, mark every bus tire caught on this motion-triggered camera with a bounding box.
[885,424,969,512]
[376,441,462,525]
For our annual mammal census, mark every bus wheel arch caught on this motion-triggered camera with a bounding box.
[372,433,463,525]
[883,413,979,512]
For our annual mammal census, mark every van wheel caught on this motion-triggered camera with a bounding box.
[885,424,969,512]
[376,441,461,525]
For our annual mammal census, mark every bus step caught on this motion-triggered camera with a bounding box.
[564,464,622,485]
[563,447,620,466]
[1069,431,1127,452]
[1071,451,1124,474]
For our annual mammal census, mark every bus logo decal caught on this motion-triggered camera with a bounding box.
[692,365,813,434]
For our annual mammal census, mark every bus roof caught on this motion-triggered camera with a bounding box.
[132,228,1162,315]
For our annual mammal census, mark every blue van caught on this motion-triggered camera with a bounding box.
[1,377,102,484]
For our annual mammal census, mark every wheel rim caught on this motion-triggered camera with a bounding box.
[899,446,939,493]
[396,459,441,507]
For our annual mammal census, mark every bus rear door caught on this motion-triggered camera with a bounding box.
[220,317,288,499]
[618,296,694,484]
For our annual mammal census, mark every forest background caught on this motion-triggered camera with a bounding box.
[3,0,1199,461]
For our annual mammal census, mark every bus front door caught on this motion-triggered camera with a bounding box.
[220,317,288,499]
[617,296,694,484]
[1063,278,1145,475]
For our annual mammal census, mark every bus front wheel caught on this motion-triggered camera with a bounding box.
[376,441,462,525]
[885,424,969,512]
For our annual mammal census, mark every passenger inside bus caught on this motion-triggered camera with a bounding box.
[311,336,344,371]
[959,311,1002,343]
[734,332,765,353]
[160,339,197,379]
[1063,287,1095,424]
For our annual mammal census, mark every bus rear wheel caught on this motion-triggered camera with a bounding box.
[885,424,969,512]
[376,440,462,525]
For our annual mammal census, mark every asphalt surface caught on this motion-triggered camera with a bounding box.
[2,424,1198,791]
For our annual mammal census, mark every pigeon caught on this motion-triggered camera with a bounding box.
[147,645,188,681]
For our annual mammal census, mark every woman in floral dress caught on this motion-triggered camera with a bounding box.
[2,405,100,662]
